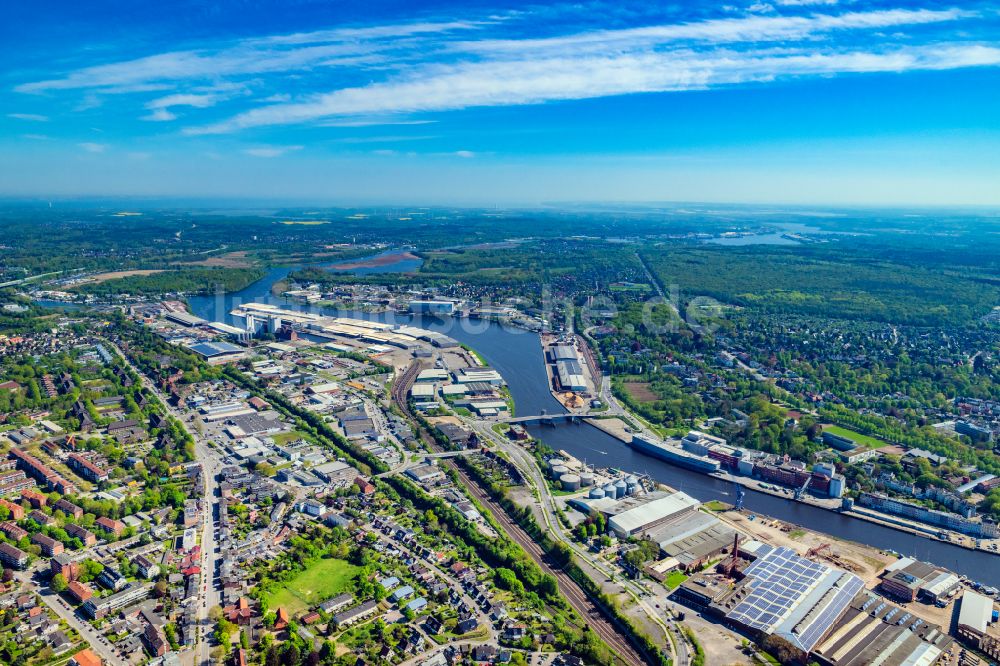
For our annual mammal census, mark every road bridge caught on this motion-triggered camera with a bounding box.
[502,412,602,425]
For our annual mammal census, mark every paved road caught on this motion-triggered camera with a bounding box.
[474,422,687,665]
[14,569,127,665]
[109,340,223,666]
[390,365,650,666]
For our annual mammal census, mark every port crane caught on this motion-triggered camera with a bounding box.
[794,475,811,501]
[806,543,831,559]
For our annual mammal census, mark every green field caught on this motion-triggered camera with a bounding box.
[271,430,311,446]
[664,571,689,590]
[265,558,360,616]
[824,425,885,449]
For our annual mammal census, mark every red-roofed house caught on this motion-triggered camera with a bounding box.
[95,517,124,537]
[68,580,94,604]
[20,488,47,509]
[0,499,24,520]
[69,648,102,666]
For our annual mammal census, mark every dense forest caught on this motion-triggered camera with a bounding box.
[73,267,264,297]
[640,245,1000,327]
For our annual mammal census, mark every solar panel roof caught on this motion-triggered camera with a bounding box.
[726,546,863,653]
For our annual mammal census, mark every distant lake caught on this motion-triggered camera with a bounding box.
[706,233,799,246]
[323,248,423,275]
[704,222,836,246]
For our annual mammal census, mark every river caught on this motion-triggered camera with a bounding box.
[186,266,1000,586]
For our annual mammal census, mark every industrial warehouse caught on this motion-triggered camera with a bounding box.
[565,477,743,572]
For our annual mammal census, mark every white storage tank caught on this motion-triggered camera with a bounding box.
[589,487,606,499]
[579,472,596,487]
[626,475,640,495]
[560,474,582,492]
[614,479,628,499]
[550,465,569,479]
[603,483,617,498]
[548,457,567,472]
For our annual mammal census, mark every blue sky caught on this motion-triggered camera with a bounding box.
[2,0,999,205]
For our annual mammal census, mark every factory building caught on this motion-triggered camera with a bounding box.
[606,491,700,538]
[555,359,587,392]
[680,431,728,456]
[643,510,739,571]
[812,590,953,666]
[187,341,247,365]
[550,345,578,361]
[879,557,960,604]
[677,545,865,656]
[956,591,1000,660]
[409,300,455,315]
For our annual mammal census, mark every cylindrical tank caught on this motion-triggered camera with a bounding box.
[560,474,581,491]
[602,483,616,498]
[588,487,605,499]
[614,480,628,499]
[626,476,640,495]
[550,465,569,479]
[579,472,595,487]
[548,458,567,471]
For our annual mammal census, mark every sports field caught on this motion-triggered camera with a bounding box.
[823,425,885,449]
[265,558,360,616]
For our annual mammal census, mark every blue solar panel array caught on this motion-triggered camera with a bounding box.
[726,546,864,653]
[794,576,864,652]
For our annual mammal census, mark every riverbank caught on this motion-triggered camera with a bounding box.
[587,415,999,557]
[181,265,1000,586]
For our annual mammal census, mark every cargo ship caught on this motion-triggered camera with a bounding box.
[628,435,721,474]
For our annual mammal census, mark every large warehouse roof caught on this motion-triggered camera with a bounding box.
[551,345,578,360]
[189,341,243,358]
[607,491,699,536]
[958,590,993,634]
[725,546,864,653]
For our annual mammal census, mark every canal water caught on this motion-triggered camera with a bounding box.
[186,267,1000,586]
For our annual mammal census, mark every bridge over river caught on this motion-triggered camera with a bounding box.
[502,412,602,425]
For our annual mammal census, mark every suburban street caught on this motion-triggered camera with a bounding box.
[471,420,689,665]
[13,568,126,665]
[109,341,223,666]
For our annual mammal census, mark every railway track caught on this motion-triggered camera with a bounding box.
[391,362,650,666]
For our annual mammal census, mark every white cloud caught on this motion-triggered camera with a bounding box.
[12,4,997,139]
[78,142,106,153]
[14,20,479,94]
[8,113,48,121]
[776,0,839,5]
[143,108,177,122]
[453,8,972,55]
[454,150,476,158]
[255,20,481,46]
[243,145,303,157]
[318,118,436,127]
[147,92,225,109]
[189,42,1000,134]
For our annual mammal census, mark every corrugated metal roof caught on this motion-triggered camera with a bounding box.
[958,590,993,633]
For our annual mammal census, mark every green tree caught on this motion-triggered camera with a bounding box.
[50,573,68,593]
